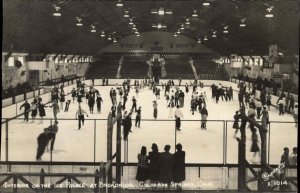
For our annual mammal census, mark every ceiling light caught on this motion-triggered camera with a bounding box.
[240,18,247,27]
[129,19,134,25]
[158,8,165,15]
[137,34,140,37]
[180,25,184,30]
[108,36,112,41]
[53,5,62,17]
[212,31,217,38]
[113,38,117,43]
[192,10,198,17]
[177,31,181,34]
[157,23,162,29]
[132,27,137,30]
[135,31,139,34]
[91,25,96,33]
[278,52,283,56]
[265,6,274,18]
[204,36,208,41]
[174,33,178,37]
[197,39,201,43]
[203,2,210,6]
[124,11,129,18]
[76,17,83,26]
[223,26,229,33]
[185,19,190,25]
[116,0,123,7]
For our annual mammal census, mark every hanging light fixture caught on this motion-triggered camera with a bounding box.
[100,31,105,37]
[223,25,229,33]
[137,34,141,37]
[135,31,139,34]
[185,18,190,25]
[212,31,217,38]
[177,30,181,34]
[265,6,274,18]
[124,11,130,18]
[113,38,117,43]
[129,19,134,25]
[174,33,178,37]
[204,36,208,41]
[53,5,62,17]
[203,2,210,6]
[116,0,123,7]
[108,36,112,41]
[240,18,247,27]
[197,38,202,43]
[90,25,96,33]
[192,10,198,17]
[76,17,83,26]
[180,25,185,30]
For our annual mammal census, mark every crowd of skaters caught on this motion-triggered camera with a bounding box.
[16,77,298,168]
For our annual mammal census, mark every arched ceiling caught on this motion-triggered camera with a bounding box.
[2,0,299,56]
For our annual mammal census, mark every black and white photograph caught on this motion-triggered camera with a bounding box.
[1,0,298,192]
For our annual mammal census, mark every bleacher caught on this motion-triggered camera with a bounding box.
[86,54,121,79]
[163,54,194,79]
[120,57,148,78]
[193,60,227,80]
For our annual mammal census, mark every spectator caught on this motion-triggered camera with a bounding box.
[280,147,290,166]
[149,143,160,184]
[288,147,297,166]
[173,143,186,191]
[250,129,260,162]
[159,145,174,190]
[136,146,149,188]
[233,110,240,138]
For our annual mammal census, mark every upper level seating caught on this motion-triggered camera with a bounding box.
[193,60,227,80]
[120,55,149,78]
[86,54,121,78]
[164,58,194,79]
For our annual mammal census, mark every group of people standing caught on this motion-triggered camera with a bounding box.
[136,143,185,191]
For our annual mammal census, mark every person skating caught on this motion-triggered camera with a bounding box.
[88,95,95,114]
[255,100,262,119]
[30,101,38,122]
[122,112,132,141]
[75,106,89,130]
[36,129,51,161]
[261,107,269,131]
[174,105,183,131]
[200,106,208,129]
[20,100,31,122]
[59,91,65,110]
[71,88,77,103]
[96,94,103,113]
[135,106,142,128]
[49,100,60,121]
[132,96,137,112]
[122,94,128,110]
[153,100,158,119]
[250,129,260,163]
[45,121,59,151]
[233,110,241,138]
[65,100,71,112]
[266,93,272,110]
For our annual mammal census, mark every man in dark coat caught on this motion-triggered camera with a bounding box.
[20,100,31,122]
[159,145,174,189]
[123,113,132,141]
[173,143,186,190]
[36,129,51,161]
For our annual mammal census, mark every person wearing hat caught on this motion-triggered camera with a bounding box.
[174,105,184,131]
[122,112,132,141]
[173,143,186,190]
[159,145,174,190]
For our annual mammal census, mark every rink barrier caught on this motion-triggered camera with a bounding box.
[1,118,297,166]
[0,163,297,192]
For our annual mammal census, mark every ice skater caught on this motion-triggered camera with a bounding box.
[75,106,89,130]
[30,101,38,122]
[20,100,30,122]
[200,105,208,129]
[65,100,71,112]
[96,94,103,113]
[233,111,240,138]
[135,106,141,128]
[174,105,183,131]
[153,100,158,119]
[250,129,260,162]
[36,129,51,161]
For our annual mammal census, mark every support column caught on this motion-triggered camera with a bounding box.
[238,117,247,192]
[107,113,113,193]
[116,112,122,192]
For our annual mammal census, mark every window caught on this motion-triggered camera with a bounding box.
[8,57,15,67]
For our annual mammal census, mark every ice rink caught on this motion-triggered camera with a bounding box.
[1,81,297,165]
